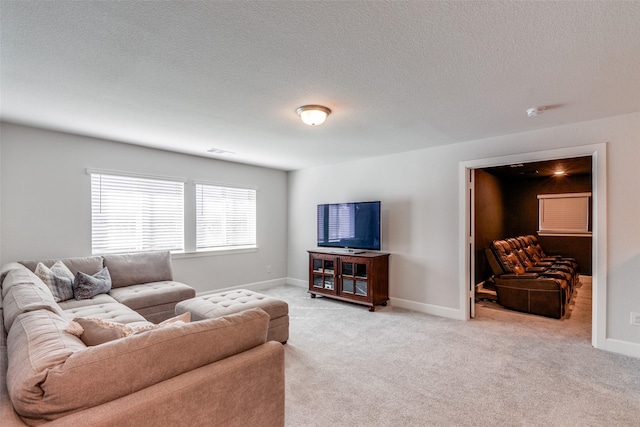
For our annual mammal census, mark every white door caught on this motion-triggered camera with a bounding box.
[468,168,475,318]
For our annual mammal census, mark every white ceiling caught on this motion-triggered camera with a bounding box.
[1,1,639,171]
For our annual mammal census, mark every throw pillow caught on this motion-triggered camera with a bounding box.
[71,317,133,346]
[67,312,191,346]
[34,261,75,302]
[132,311,191,334]
[73,267,112,300]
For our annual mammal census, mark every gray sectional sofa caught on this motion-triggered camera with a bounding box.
[0,251,285,426]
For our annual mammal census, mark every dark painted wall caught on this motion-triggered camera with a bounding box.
[474,169,504,282]
[475,172,592,283]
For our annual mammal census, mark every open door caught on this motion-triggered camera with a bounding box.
[462,145,607,352]
[468,168,475,318]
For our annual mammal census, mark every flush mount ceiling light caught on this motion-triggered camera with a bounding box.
[526,106,546,117]
[296,105,331,126]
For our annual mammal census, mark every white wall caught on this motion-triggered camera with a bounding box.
[288,112,640,350]
[0,123,289,294]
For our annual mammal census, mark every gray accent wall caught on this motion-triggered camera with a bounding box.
[0,123,288,294]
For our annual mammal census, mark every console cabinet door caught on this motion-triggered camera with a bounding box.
[339,257,370,302]
[309,253,338,295]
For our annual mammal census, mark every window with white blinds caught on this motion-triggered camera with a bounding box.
[538,192,592,236]
[91,173,185,254]
[196,184,256,251]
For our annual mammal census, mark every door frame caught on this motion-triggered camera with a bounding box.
[459,143,607,349]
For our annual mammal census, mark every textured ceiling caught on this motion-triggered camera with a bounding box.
[1,1,639,171]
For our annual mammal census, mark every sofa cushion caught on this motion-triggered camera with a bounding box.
[9,307,269,423]
[20,256,104,277]
[103,251,173,288]
[2,269,65,332]
[34,261,75,302]
[61,301,151,328]
[108,281,195,311]
[72,267,112,300]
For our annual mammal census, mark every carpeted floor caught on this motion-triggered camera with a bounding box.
[260,278,640,426]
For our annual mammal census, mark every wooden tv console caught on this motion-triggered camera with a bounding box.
[307,250,389,311]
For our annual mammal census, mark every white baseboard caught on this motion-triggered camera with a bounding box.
[605,338,640,359]
[390,296,464,320]
[196,277,288,297]
[286,277,307,288]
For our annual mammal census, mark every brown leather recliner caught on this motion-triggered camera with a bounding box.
[503,237,579,290]
[485,238,574,319]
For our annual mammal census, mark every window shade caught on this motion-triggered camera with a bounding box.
[196,184,256,250]
[538,192,591,236]
[91,173,184,254]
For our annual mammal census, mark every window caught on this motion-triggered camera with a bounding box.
[538,192,591,237]
[196,183,256,251]
[90,172,185,254]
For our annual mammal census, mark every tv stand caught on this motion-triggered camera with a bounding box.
[308,250,390,311]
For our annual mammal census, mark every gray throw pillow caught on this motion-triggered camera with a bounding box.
[73,267,112,300]
[34,261,75,302]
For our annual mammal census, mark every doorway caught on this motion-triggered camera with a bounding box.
[459,143,607,349]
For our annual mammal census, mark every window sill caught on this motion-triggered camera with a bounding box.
[172,246,258,259]
[537,231,592,237]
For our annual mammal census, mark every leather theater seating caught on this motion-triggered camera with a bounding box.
[485,235,579,319]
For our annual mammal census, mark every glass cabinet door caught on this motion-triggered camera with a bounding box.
[311,256,336,292]
[340,260,368,297]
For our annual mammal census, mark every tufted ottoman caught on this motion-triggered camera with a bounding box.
[175,289,289,343]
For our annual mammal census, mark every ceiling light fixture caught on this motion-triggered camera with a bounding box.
[554,170,566,176]
[296,105,331,126]
[526,106,546,117]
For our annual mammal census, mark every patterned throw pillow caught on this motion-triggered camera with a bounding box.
[69,317,133,346]
[73,267,112,300]
[34,261,75,302]
[66,312,191,346]
[132,311,191,334]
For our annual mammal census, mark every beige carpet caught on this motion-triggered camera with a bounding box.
[260,278,640,426]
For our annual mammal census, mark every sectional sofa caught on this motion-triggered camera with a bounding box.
[0,251,285,426]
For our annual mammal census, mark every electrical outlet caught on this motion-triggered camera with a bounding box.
[267,265,272,274]
[631,312,640,326]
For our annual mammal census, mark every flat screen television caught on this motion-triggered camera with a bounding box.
[317,201,381,252]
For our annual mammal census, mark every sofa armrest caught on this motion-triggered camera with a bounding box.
[533,262,553,267]
[500,273,539,279]
[525,267,548,273]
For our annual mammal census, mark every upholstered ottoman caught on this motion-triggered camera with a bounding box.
[175,289,289,343]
